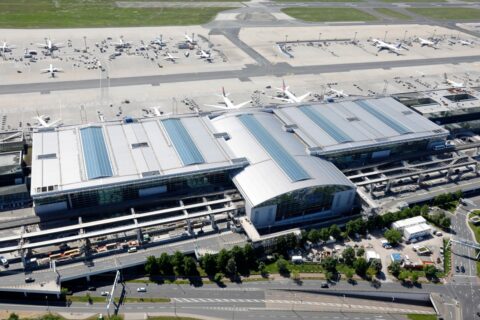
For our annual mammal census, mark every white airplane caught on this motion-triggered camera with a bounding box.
[204,87,251,110]
[34,114,61,128]
[460,39,474,46]
[41,64,63,78]
[184,33,196,44]
[37,38,63,52]
[151,35,167,47]
[164,52,179,63]
[197,50,214,62]
[110,38,131,48]
[444,73,464,88]
[148,107,162,117]
[372,39,403,55]
[418,37,438,48]
[271,80,310,103]
[326,87,349,98]
[0,41,15,53]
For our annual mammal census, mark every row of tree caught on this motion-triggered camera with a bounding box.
[199,244,257,278]
[388,261,438,282]
[145,251,199,277]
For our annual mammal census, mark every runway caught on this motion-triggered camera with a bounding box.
[2,55,480,95]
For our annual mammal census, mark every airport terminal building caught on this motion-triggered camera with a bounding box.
[31,97,448,229]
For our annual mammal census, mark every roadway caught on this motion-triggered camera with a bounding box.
[2,55,480,95]
[449,198,480,319]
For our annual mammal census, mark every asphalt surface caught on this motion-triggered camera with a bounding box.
[2,55,480,95]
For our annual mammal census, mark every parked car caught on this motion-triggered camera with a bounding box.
[0,256,9,267]
[127,247,137,253]
[101,291,109,296]
[461,266,465,273]
[25,277,35,283]
[87,287,96,291]
[321,283,329,288]
[137,287,147,292]
[456,266,460,272]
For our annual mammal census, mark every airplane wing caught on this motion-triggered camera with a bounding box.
[204,104,229,110]
[297,92,311,102]
[35,117,48,127]
[40,69,50,73]
[36,43,46,48]
[234,100,251,109]
[270,96,293,103]
[49,120,61,127]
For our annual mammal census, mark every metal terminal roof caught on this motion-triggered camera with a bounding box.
[300,105,352,143]
[355,99,412,135]
[238,114,310,182]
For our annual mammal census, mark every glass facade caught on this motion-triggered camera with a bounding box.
[258,185,351,222]
[35,171,233,210]
[323,139,432,169]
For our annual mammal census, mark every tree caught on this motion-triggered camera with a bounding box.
[145,255,158,276]
[388,262,401,277]
[243,244,256,270]
[366,267,377,280]
[369,259,382,274]
[183,256,198,276]
[321,257,337,273]
[424,265,437,279]
[158,252,173,276]
[356,248,365,257]
[292,270,300,282]
[202,253,218,276]
[325,271,334,281]
[384,229,402,245]
[420,204,429,216]
[7,313,19,320]
[354,258,368,276]
[398,270,409,282]
[308,229,320,243]
[329,224,342,240]
[226,257,238,277]
[259,261,268,277]
[231,245,246,274]
[216,249,231,273]
[319,228,330,241]
[342,247,356,266]
[276,258,289,276]
[172,251,185,276]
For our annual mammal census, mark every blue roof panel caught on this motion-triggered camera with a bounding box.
[355,100,412,135]
[162,119,204,166]
[300,105,352,143]
[80,127,113,180]
[238,114,310,182]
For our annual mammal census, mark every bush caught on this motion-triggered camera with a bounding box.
[388,262,401,277]
[276,258,290,276]
[213,272,224,283]
[354,258,368,276]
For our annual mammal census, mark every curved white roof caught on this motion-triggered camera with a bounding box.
[210,111,354,207]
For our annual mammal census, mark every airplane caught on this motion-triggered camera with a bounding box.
[444,73,464,88]
[151,35,167,47]
[37,37,63,52]
[34,114,61,128]
[326,87,349,98]
[271,80,310,103]
[0,41,15,54]
[41,64,63,78]
[460,39,474,46]
[164,52,179,63]
[197,50,214,62]
[372,39,403,55]
[418,37,438,49]
[110,38,131,48]
[148,107,163,117]
[204,87,251,110]
[184,33,196,44]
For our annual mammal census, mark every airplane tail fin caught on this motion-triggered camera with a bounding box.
[222,87,229,97]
